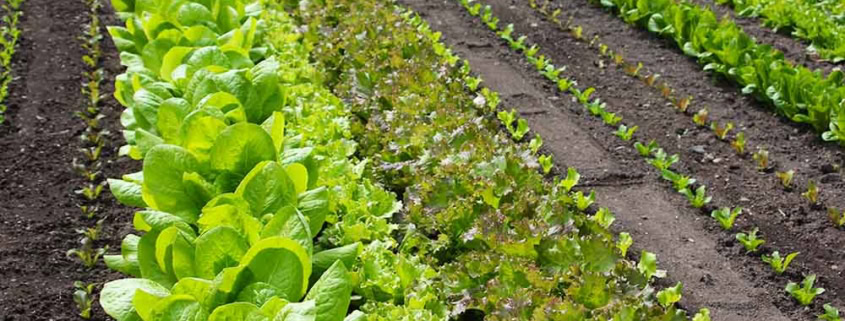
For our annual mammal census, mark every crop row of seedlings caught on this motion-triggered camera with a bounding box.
[715,0,845,62]
[0,0,22,124]
[97,0,452,319]
[455,0,840,317]
[526,0,845,230]
[68,0,109,318]
[576,0,845,150]
[290,0,722,319]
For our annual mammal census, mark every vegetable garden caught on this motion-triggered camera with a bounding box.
[0,0,843,320]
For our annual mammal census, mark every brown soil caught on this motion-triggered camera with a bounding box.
[399,0,845,320]
[0,0,133,320]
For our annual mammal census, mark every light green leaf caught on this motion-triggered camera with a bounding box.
[100,278,170,321]
[210,123,277,177]
[304,261,352,321]
[235,161,297,217]
[194,226,250,279]
[241,237,311,301]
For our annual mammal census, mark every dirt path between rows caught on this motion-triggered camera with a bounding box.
[0,0,132,320]
[399,0,844,320]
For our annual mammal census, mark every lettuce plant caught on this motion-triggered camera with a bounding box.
[711,122,734,140]
[559,167,580,192]
[735,227,764,253]
[828,207,845,228]
[711,207,741,230]
[637,250,666,281]
[776,170,795,189]
[634,139,658,157]
[693,108,709,126]
[657,282,683,308]
[575,190,596,210]
[674,96,692,113]
[785,274,825,306]
[592,207,616,228]
[67,237,107,269]
[681,186,711,208]
[648,148,679,171]
[752,148,769,171]
[538,154,553,174]
[731,132,746,155]
[601,110,623,125]
[803,180,820,205]
[617,232,633,257]
[762,251,799,274]
[693,309,711,321]
[819,304,842,321]
[513,118,530,140]
[73,281,95,319]
[614,124,638,141]
[661,169,695,192]
[497,109,516,132]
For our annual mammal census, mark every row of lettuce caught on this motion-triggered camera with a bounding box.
[716,0,845,62]
[591,0,845,146]
[98,0,706,320]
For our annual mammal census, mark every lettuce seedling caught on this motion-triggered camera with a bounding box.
[510,36,527,52]
[599,43,609,56]
[497,109,516,132]
[513,118,530,140]
[659,83,671,98]
[73,281,95,319]
[572,87,595,105]
[542,64,565,82]
[818,304,842,321]
[634,139,658,157]
[465,76,482,91]
[711,206,741,230]
[76,182,105,201]
[617,232,632,257]
[560,167,580,192]
[776,169,795,189]
[557,77,573,91]
[498,24,514,43]
[752,148,769,171]
[481,87,500,111]
[693,108,709,126]
[586,99,605,116]
[674,96,692,113]
[601,110,622,125]
[827,207,845,227]
[614,124,637,141]
[644,73,660,86]
[735,227,765,253]
[529,134,543,153]
[481,5,493,22]
[533,54,549,71]
[614,52,624,65]
[575,190,596,210]
[785,274,825,306]
[661,169,696,191]
[592,207,615,228]
[570,25,583,40]
[624,62,643,77]
[648,148,679,171]
[657,282,683,308]
[681,185,711,208]
[731,132,746,155]
[637,250,666,281]
[803,180,819,205]
[67,237,107,269]
[711,121,734,140]
[76,218,104,241]
[762,251,799,274]
[693,309,711,321]
[539,154,553,174]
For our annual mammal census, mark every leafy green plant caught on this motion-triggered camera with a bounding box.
[693,309,711,321]
[575,190,596,210]
[75,182,105,202]
[634,139,658,157]
[657,282,683,308]
[560,167,580,192]
[731,132,746,155]
[572,87,595,104]
[637,250,666,281]
[617,232,633,257]
[681,185,711,208]
[785,274,825,306]
[661,169,696,191]
[762,251,799,274]
[512,118,530,140]
[539,154,553,174]
[828,207,845,227]
[819,304,842,321]
[735,227,765,253]
[614,124,638,141]
[529,134,544,153]
[76,218,104,241]
[693,108,709,126]
[711,122,734,140]
[648,148,679,171]
[711,207,741,230]
[752,148,769,171]
[803,180,820,205]
[592,207,615,228]
[73,281,95,319]
[674,96,692,113]
[67,237,106,269]
[776,170,795,189]
[624,62,643,77]
[498,109,516,131]
[601,110,623,125]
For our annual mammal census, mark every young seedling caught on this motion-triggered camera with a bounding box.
[731,132,746,155]
[497,109,516,132]
[73,281,95,319]
[75,218,105,241]
[735,227,765,253]
[711,206,741,230]
[75,182,105,201]
[752,148,769,171]
[572,87,595,105]
[570,25,583,40]
[529,134,543,153]
[614,124,638,141]
[575,190,596,211]
[559,167,580,192]
[600,110,622,125]
[512,118,530,141]
[634,139,659,157]
[66,237,107,269]
[762,251,799,274]
[785,274,825,306]
[525,44,539,58]
[693,309,711,321]
[681,185,711,208]
[465,76,482,91]
[644,73,660,86]
[818,304,842,321]
[538,154,553,174]
[657,282,683,308]
[659,83,672,99]
[803,180,819,205]
[592,207,615,228]
[586,99,605,116]
[776,170,795,189]
[648,148,679,171]
[828,207,845,228]
[711,121,734,140]
[661,169,696,191]
[556,77,573,91]
[599,43,609,56]
[624,62,643,77]
[693,108,709,126]
[614,52,624,65]
[617,232,633,257]
[674,96,692,113]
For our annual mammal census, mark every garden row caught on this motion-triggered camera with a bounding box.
[94,0,713,320]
